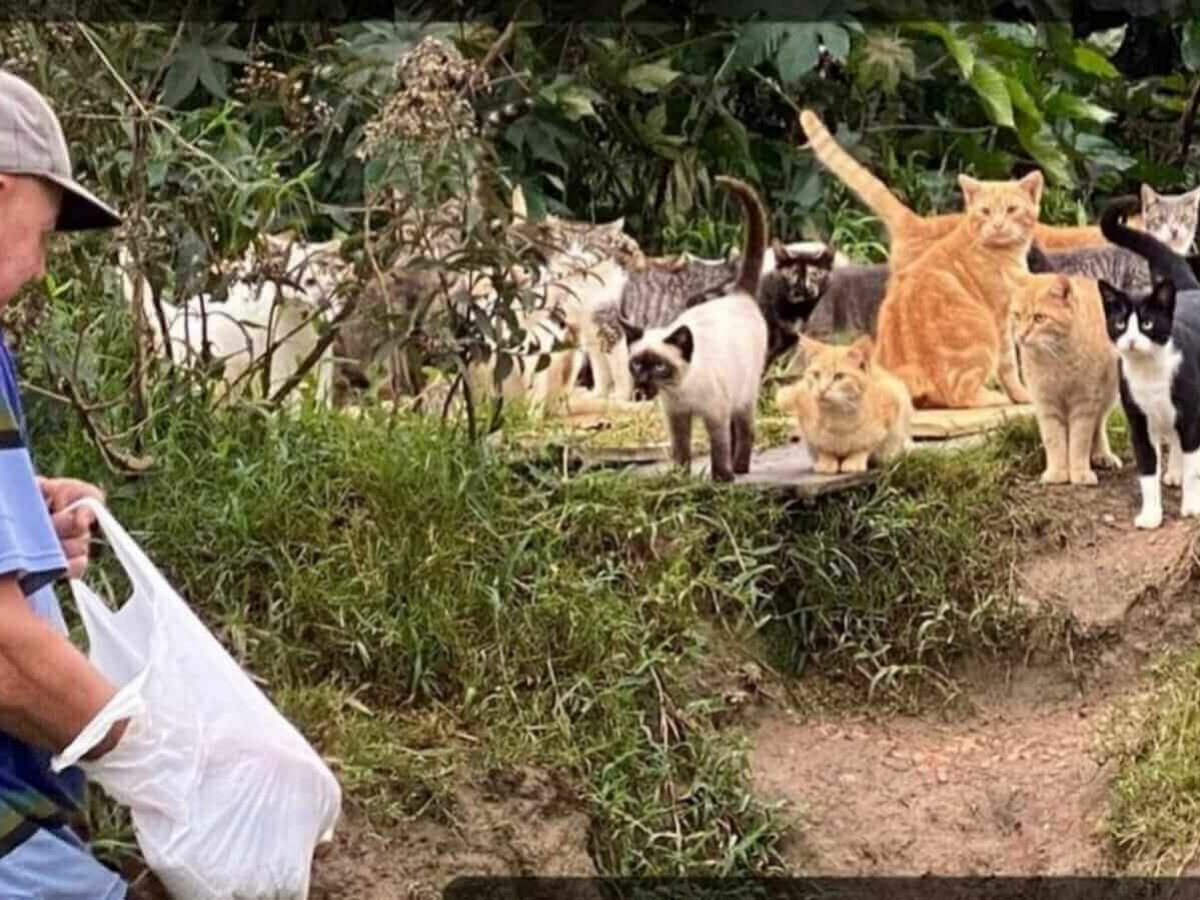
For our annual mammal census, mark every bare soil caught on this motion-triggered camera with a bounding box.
[748,471,1200,876]
[309,767,595,900]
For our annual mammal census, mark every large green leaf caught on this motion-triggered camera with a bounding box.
[1004,76,1040,122]
[907,21,975,79]
[161,53,200,107]
[818,23,851,62]
[1073,133,1137,171]
[622,62,680,94]
[970,61,1014,128]
[1184,21,1200,72]
[1017,121,1075,187]
[732,22,790,69]
[1069,45,1120,79]
[775,24,822,84]
[1044,91,1116,124]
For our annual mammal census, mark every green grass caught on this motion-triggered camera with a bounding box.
[22,386,1079,878]
[1103,639,1200,874]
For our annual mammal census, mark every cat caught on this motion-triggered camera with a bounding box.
[1140,184,1200,255]
[1011,273,1122,486]
[589,239,836,386]
[798,109,1138,273]
[874,171,1042,409]
[1098,196,1200,527]
[775,334,912,474]
[1097,275,1200,528]
[619,176,770,482]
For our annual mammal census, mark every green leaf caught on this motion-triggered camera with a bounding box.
[1069,45,1119,79]
[818,24,851,62]
[1073,133,1137,171]
[209,45,251,64]
[1017,121,1075,187]
[196,54,228,100]
[774,24,822,84]
[905,22,973,77]
[732,22,789,69]
[622,62,680,94]
[969,61,1014,128]
[1004,76,1040,122]
[1184,21,1200,72]
[161,53,200,107]
[1044,91,1115,124]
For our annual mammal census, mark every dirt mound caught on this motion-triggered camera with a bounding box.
[310,767,595,900]
[748,474,1200,876]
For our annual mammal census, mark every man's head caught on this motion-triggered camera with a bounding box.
[0,70,121,304]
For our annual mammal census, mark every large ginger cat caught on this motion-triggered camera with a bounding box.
[874,172,1040,409]
[798,110,1136,272]
[776,334,912,473]
[1011,273,1121,485]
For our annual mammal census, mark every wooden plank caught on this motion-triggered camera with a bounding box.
[634,443,879,498]
[910,403,1035,440]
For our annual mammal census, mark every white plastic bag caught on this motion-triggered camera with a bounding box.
[49,497,342,900]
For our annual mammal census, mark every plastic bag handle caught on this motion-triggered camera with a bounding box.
[62,496,162,599]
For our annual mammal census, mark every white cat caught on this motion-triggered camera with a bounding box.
[119,237,346,406]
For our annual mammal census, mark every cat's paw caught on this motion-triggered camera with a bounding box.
[813,457,840,475]
[1181,495,1200,518]
[1166,469,1184,488]
[1006,386,1033,405]
[1092,452,1123,471]
[839,456,870,473]
[1135,507,1164,530]
[1070,469,1099,487]
[711,467,736,483]
[1040,468,1070,485]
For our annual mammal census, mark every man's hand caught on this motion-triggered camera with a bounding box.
[36,478,104,580]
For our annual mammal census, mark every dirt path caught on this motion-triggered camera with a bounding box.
[748,473,1200,876]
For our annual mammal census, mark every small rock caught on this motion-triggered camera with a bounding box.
[937,769,949,784]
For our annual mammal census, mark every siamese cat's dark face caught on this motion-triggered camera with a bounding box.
[621,320,694,399]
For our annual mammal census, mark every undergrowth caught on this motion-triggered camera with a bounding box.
[23,387,1065,877]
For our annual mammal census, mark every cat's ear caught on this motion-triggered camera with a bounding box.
[771,238,789,263]
[1051,275,1072,303]
[599,218,626,236]
[1151,277,1177,312]
[846,335,874,370]
[1184,186,1200,209]
[958,175,982,207]
[1140,183,1160,210]
[664,325,694,363]
[618,317,644,346]
[1017,170,1044,206]
[1097,280,1125,309]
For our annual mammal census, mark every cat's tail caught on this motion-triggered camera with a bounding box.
[1101,195,1200,292]
[715,176,769,297]
[798,109,920,235]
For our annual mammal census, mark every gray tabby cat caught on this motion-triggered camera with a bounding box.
[587,240,836,394]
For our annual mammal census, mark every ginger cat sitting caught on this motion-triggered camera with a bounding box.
[874,172,1040,409]
[1011,273,1122,486]
[777,335,913,474]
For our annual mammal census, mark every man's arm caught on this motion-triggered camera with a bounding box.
[0,574,125,758]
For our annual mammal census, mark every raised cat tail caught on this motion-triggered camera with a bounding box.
[715,176,769,297]
[1101,195,1200,291]
[798,109,920,234]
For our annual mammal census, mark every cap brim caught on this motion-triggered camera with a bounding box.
[40,172,121,231]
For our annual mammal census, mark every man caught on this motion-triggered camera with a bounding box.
[0,69,131,898]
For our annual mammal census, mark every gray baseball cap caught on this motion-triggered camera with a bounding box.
[0,69,121,231]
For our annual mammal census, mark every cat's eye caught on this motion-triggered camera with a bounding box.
[980,207,992,216]
[1141,320,1154,333]
[1033,314,1046,324]
[1006,205,1017,214]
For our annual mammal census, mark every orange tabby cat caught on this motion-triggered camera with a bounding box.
[1011,273,1121,485]
[798,110,1136,272]
[874,172,1040,409]
[776,334,912,473]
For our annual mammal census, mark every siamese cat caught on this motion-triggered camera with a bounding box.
[619,177,770,482]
